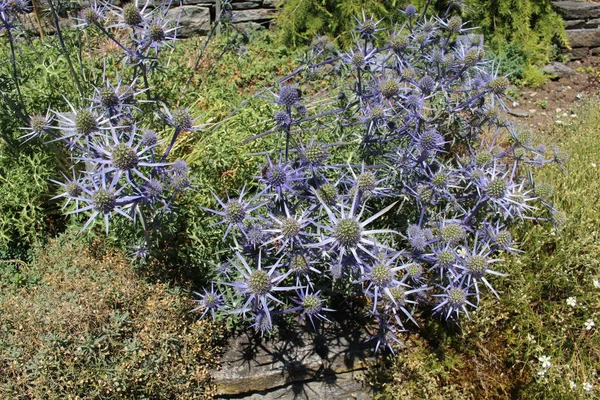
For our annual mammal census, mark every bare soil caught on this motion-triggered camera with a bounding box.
[508,56,600,130]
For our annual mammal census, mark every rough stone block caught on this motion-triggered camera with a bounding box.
[565,46,590,59]
[566,29,600,48]
[166,6,211,37]
[211,323,374,398]
[232,8,277,22]
[552,1,600,19]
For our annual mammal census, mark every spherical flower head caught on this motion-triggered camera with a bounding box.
[407,224,423,238]
[369,105,386,120]
[335,218,363,247]
[290,253,309,274]
[170,174,190,191]
[447,15,462,33]
[421,20,437,34]
[66,182,83,198]
[92,188,116,214]
[83,7,102,25]
[380,79,400,99]
[406,263,423,280]
[148,23,166,42]
[440,224,465,244]
[172,160,189,175]
[357,171,377,193]
[487,179,507,199]
[447,287,467,307]
[514,128,533,146]
[464,48,483,67]
[351,52,366,68]
[225,200,246,224]
[99,88,120,109]
[388,285,407,306]
[317,183,337,204]
[144,179,164,200]
[494,230,513,249]
[141,130,158,147]
[466,255,488,277]
[534,182,554,201]
[123,4,143,26]
[475,151,493,167]
[418,76,436,95]
[416,184,433,203]
[390,34,409,53]
[248,269,272,296]
[266,165,287,187]
[278,86,300,108]
[402,68,416,80]
[432,172,448,189]
[29,114,49,135]
[404,4,418,17]
[75,110,98,136]
[418,129,444,152]
[437,250,455,268]
[304,142,329,166]
[111,143,139,171]
[488,77,510,95]
[302,294,323,316]
[171,109,193,131]
[274,110,291,127]
[370,263,393,287]
[405,94,422,109]
[281,217,301,240]
[409,235,427,251]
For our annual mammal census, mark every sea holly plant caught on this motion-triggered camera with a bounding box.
[195,3,569,353]
[15,0,235,255]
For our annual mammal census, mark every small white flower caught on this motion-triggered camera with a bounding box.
[538,355,552,369]
[593,279,600,288]
[583,382,593,392]
[592,163,598,168]
[585,319,595,331]
[566,297,577,307]
[569,381,577,390]
[537,369,546,377]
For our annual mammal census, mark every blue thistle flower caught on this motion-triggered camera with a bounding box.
[204,186,265,239]
[192,284,224,321]
[311,190,398,264]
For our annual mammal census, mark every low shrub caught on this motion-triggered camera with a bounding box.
[0,233,220,399]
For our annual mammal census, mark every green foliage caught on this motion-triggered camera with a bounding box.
[466,0,567,85]
[276,0,567,86]
[0,144,60,257]
[0,233,220,399]
[276,0,406,47]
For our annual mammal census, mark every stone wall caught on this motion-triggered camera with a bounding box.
[19,0,279,37]
[552,1,600,59]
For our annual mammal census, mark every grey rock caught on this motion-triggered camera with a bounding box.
[166,6,211,37]
[586,18,600,29]
[238,371,371,400]
[552,1,600,20]
[262,0,280,7]
[232,2,262,10]
[232,8,278,22]
[565,47,590,59]
[507,108,530,118]
[564,19,586,29]
[591,46,600,56]
[543,61,576,78]
[211,323,375,398]
[566,29,600,48]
